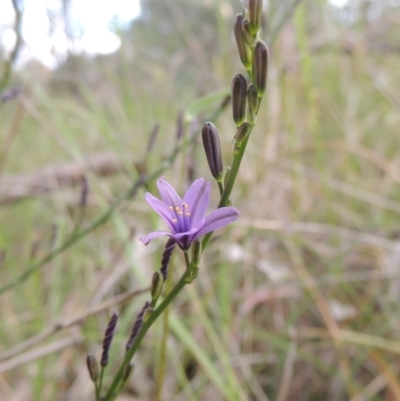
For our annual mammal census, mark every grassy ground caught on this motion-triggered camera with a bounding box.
[1,0,400,400]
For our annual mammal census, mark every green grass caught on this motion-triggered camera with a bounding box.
[1,0,400,400]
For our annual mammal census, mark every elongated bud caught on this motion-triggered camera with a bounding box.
[253,41,269,95]
[191,240,201,267]
[247,84,258,125]
[234,14,252,70]
[123,363,135,383]
[100,313,119,367]
[231,74,247,126]
[202,122,223,181]
[248,0,263,35]
[87,354,99,382]
[247,84,258,114]
[151,271,163,302]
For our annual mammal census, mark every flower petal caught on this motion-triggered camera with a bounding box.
[183,178,210,226]
[157,177,182,208]
[192,207,239,240]
[140,230,170,245]
[145,193,176,232]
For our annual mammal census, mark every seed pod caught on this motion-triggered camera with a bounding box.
[86,354,99,382]
[253,41,269,95]
[151,271,164,302]
[231,74,247,126]
[202,122,223,181]
[248,0,263,35]
[234,14,252,70]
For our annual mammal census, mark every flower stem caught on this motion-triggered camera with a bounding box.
[201,131,252,250]
[103,270,189,400]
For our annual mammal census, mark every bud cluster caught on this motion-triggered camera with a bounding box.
[230,0,268,153]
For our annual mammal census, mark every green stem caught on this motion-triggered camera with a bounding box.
[104,270,189,400]
[201,131,252,250]
[97,368,105,401]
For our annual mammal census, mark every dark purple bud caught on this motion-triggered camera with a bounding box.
[234,14,252,70]
[86,354,99,382]
[160,238,176,280]
[126,301,150,351]
[100,313,119,367]
[248,0,263,35]
[202,122,224,181]
[253,41,269,95]
[151,271,164,302]
[231,74,247,126]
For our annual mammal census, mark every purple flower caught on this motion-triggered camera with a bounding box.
[140,177,239,249]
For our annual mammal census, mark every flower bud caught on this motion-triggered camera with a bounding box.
[253,41,269,96]
[151,271,163,302]
[234,14,252,70]
[231,74,247,126]
[202,122,223,181]
[248,0,263,35]
[86,354,99,382]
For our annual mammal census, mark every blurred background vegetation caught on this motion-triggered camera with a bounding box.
[1,0,400,400]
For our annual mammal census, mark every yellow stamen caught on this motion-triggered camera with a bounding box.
[186,213,190,216]
[184,204,189,209]
[175,206,180,212]
[169,206,173,210]
[172,218,178,223]
[178,211,183,215]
